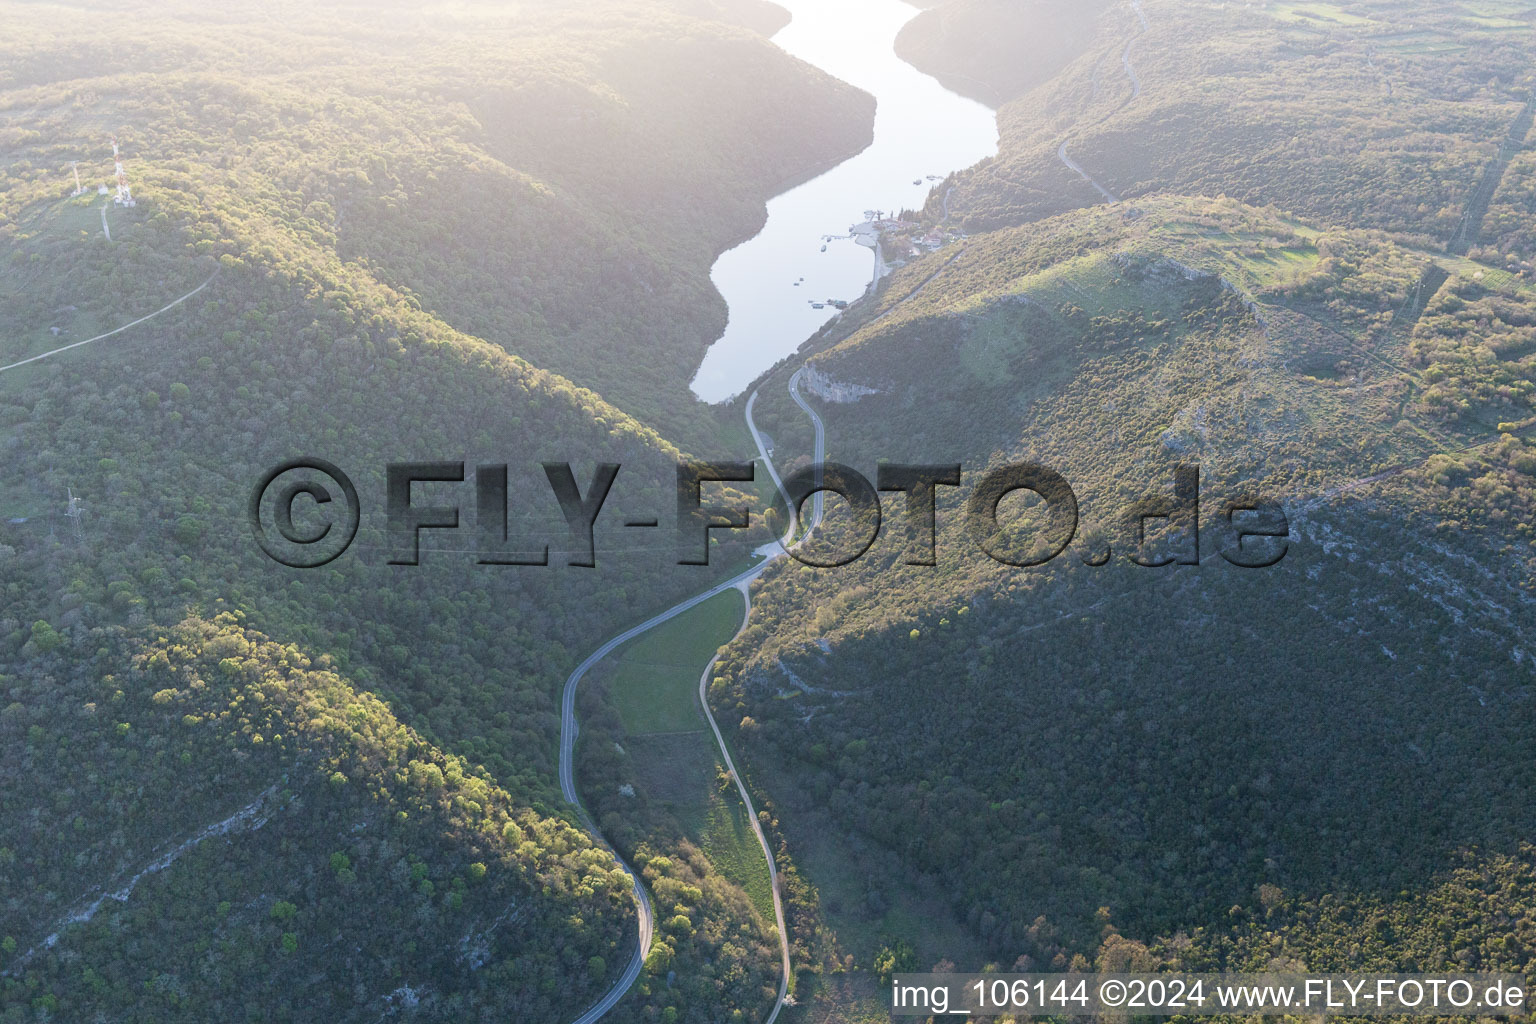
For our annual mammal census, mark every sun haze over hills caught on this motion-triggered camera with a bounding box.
[2,0,1536,1021]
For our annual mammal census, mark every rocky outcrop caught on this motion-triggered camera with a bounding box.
[801,362,880,403]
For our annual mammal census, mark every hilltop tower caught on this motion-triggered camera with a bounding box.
[69,161,84,197]
[64,488,85,542]
[111,137,135,207]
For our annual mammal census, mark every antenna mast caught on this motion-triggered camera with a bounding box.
[111,137,135,207]
[69,161,84,197]
[65,488,85,542]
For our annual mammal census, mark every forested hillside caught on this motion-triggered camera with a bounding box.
[2,612,634,1020]
[5,0,1536,1020]
[707,1,1536,1005]
[894,0,1112,108]
[0,1,866,1019]
[0,0,872,445]
[902,0,1536,248]
[720,197,1536,1010]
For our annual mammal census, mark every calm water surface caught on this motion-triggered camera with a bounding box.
[690,0,998,403]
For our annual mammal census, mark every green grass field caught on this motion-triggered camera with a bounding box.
[1157,221,1322,291]
[1376,31,1465,54]
[1269,0,1375,26]
[607,589,745,735]
[1434,253,1535,295]
[701,792,775,922]
[996,251,1200,321]
[1457,0,1536,23]
[602,589,777,922]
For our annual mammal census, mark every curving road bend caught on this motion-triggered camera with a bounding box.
[744,388,797,543]
[787,367,826,525]
[1055,0,1148,203]
[561,368,826,1024]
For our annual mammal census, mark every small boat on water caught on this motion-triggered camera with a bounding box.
[820,244,827,252]
[913,178,922,185]
[812,302,825,309]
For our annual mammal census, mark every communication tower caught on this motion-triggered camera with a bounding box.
[111,137,135,207]
[64,488,85,542]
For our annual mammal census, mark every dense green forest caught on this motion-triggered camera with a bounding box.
[0,0,863,1019]
[0,0,871,446]
[1,612,635,1020]
[708,0,1536,1014]
[726,229,1536,1009]
[4,0,1536,1020]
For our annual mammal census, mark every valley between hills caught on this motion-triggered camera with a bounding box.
[1,1,1535,1022]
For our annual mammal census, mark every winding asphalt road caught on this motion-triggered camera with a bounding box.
[560,367,825,1024]
[786,368,826,525]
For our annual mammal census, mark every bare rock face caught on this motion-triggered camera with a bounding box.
[802,363,880,403]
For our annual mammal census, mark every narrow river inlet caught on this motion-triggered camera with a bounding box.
[689,0,999,403]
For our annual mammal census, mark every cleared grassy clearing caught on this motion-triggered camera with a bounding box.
[608,589,744,736]
[1376,32,1465,54]
[602,591,775,921]
[1433,253,1535,295]
[1158,223,1323,290]
[1269,1,1375,26]
[700,793,774,922]
[1465,15,1530,28]
[997,251,1191,319]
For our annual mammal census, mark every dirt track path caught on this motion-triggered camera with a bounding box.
[1055,0,1147,203]
[0,271,217,376]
